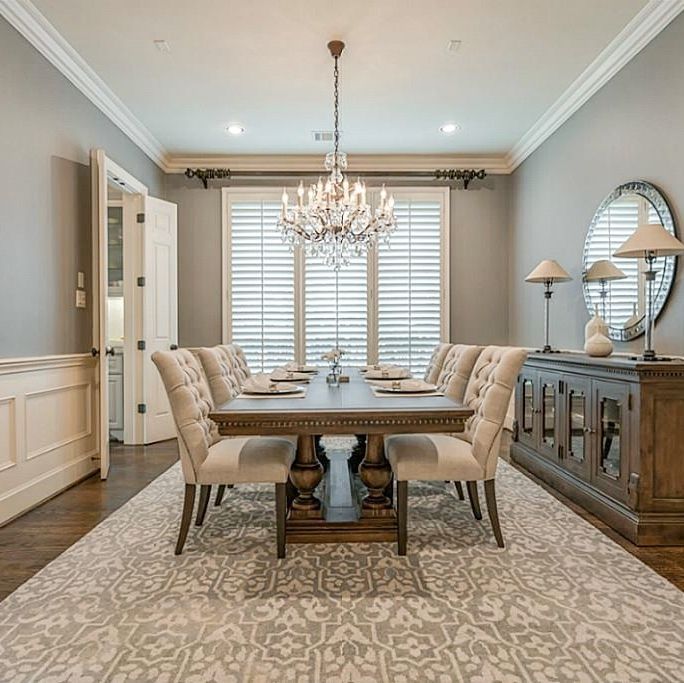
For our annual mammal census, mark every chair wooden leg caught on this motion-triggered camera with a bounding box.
[454,481,465,500]
[276,482,287,559]
[384,475,394,504]
[175,484,196,555]
[286,478,297,507]
[484,479,504,548]
[214,484,226,506]
[397,480,408,556]
[466,481,482,520]
[195,485,211,526]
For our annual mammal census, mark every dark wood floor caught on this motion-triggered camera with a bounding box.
[0,441,179,601]
[0,441,681,602]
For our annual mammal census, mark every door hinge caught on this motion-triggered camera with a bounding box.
[136,212,145,223]
[628,393,633,411]
[137,276,145,287]
[137,403,147,414]
[137,340,146,351]
[559,380,564,394]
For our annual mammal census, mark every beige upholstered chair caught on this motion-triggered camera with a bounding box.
[423,343,453,384]
[197,344,250,406]
[436,344,484,399]
[152,349,295,557]
[386,346,527,554]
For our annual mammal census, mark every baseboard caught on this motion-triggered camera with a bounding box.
[0,452,98,526]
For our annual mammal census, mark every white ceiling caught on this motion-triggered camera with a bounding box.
[31,0,648,156]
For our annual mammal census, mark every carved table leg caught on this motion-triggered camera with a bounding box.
[289,434,324,519]
[359,433,393,515]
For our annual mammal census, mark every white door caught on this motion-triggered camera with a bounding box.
[141,196,178,443]
[92,149,111,478]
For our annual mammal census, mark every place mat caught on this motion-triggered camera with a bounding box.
[270,369,312,382]
[370,387,444,398]
[237,390,306,399]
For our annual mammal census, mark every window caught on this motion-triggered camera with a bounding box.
[223,188,449,375]
[224,193,295,372]
[378,196,445,373]
[305,254,368,365]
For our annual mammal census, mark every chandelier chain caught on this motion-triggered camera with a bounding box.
[333,55,340,161]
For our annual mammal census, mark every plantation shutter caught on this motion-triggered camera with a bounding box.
[304,255,368,365]
[377,197,443,374]
[227,198,295,372]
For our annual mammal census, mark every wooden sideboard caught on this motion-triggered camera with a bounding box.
[510,352,684,545]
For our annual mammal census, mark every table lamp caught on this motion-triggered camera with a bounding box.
[584,259,627,320]
[613,223,684,360]
[525,260,572,353]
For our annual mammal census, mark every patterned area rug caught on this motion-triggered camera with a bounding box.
[0,460,682,683]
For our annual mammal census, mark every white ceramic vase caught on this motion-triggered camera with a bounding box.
[585,332,613,357]
[585,305,609,340]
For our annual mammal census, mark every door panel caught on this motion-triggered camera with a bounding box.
[538,372,560,463]
[142,196,178,443]
[518,370,537,450]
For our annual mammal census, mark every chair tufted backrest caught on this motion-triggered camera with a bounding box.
[437,345,484,402]
[460,346,528,478]
[197,345,248,406]
[152,349,220,483]
[423,343,453,384]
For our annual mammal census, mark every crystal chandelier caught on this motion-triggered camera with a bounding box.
[278,40,396,270]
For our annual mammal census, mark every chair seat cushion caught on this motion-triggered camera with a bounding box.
[198,436,295,484]
[385,433,484,482]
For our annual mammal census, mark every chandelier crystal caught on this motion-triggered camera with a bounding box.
[278,40,396,270]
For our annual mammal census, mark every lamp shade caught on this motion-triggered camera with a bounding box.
[584,259,627,282]
[613,223,684,258]
[525,259,572,283]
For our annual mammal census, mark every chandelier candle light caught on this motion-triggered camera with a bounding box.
[278,41,397,270]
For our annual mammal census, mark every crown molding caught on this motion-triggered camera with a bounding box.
[0,0,169,169]
[164,153,511,174]
[506,0,684,172]
[4,0,682,176]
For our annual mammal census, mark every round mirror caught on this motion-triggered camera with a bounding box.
[582,181,678,342]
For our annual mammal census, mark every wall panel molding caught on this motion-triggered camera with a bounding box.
[0,353,98,526]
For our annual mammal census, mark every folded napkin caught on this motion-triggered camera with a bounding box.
[270,368,312,382]
[241,374,306,396]
[364,366,411,380]
[369,379,437,393]
[284,362,319,373]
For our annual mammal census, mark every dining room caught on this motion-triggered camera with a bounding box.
[1,1,684,681]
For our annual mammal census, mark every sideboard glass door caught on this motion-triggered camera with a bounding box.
[518,371,538,449]
[591,380,631,503]
[562,376,590,478]
[538,372,560,462]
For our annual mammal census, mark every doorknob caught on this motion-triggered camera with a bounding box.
[170,344,178,350]
[105,346,115,356]
[91,347,99,357]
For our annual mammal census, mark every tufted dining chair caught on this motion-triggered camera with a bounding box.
[385,346,527,554]
[436,345,484,399]
[198,344,251,406]
[423,343,453,384]
[152,349,295,557]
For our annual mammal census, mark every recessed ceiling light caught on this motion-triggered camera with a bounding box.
[153,39,170,53]
[447,40,462,52]
[439,123,460,135]
[226,124,245,136]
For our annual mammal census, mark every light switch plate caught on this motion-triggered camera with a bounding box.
[76,290,86,308]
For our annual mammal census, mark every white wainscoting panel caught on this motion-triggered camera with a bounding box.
[0,354,98,526]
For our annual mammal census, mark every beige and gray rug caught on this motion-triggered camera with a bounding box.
[0,460,682,683]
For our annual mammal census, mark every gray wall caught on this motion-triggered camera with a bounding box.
[164,174,510,348]
[0,18,164,358]
[509,13,684,355]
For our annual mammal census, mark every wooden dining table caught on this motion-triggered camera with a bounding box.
[209,368,473,544]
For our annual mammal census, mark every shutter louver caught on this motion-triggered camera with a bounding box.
[377,199,442,375]
[229,200,295,372]
[305,255,368,365]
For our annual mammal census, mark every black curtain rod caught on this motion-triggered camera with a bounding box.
[184,167,487,189]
